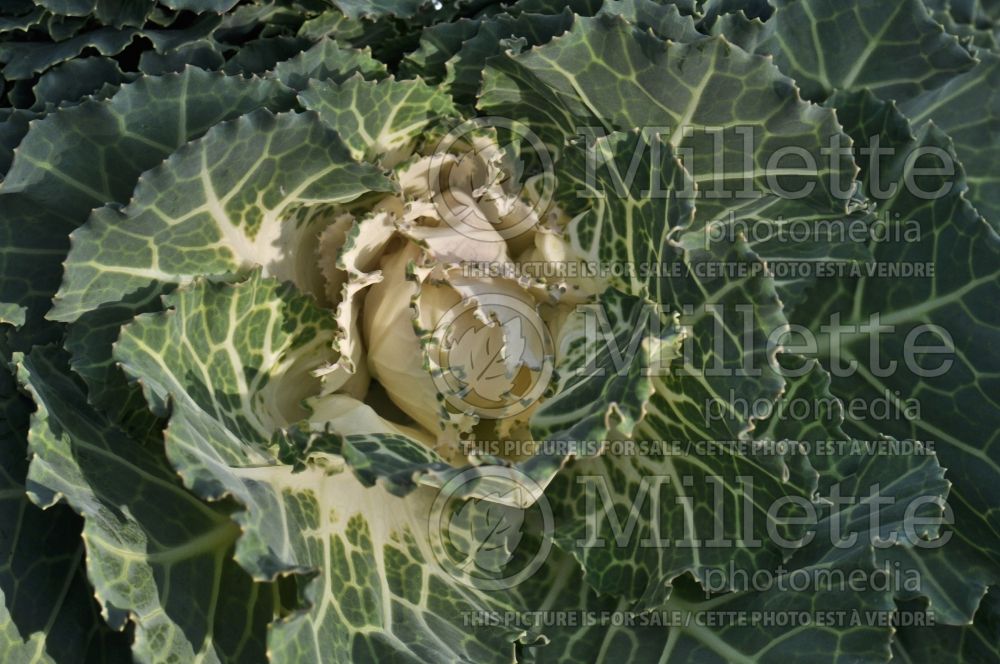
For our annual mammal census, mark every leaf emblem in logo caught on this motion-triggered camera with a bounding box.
[447,489,527,575]
[448,317,527,402]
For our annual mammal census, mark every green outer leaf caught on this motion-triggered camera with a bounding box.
[159,0,239,11]
[480,15,856,220]
[41,14,89,42]
[932,8,1000,53]
[797,91,1000,597]
[0,27,137,80]
[0,594,54,664]
[270,37,386,90]
[554,130,696,300]
[399,18,483,83]
[115,271,339,474]
[63,287,165,440]
[299,75,459,163]
[0,67,297,428]
[761,0,975,102]
[709,11,773,52]
[812,89,1000,626]
[0,354,129,663]
[516,431,949,664]
[757,1,1000,230]
[752,357,856,489]
[597,0,703,42]
[295,7,358,41]
[0,6,46,35]
[507,0,604,15]
[293,430,452,496]
[31,57,129,111]
[36,0,96,16]
[663,443,946,663]
[332,0,431,19]
[558,123,864,327]
[221,36,312,76]
[898,52,1000,231]
[17,346,275,663]
[753,354,992,625]
[272,427,547,507]
[3,67,297,222]
[215,0,310,41]
[444,10,576,105]
[0,303,25,328]
[880,542,993,626]
[1,67,297,446]
[542,236,813,608]
[50,110,394,323]
[943,0,1000,25]
[521,322,951,655]
[299,10,416,65]
[500,21,870,308]
[114,273,524,662]
[139,39,226,75]
[0,108,32,178]
[530,287,683,444]
[94,0,156,28]
[697,0,772,25]
[0,194,74,346]
[142,13,223,52]
[893,587,1000,663]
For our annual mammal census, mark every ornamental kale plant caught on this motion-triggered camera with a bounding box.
[1,0,998,662]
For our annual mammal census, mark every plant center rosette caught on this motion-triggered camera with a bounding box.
[309,127,599,467]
